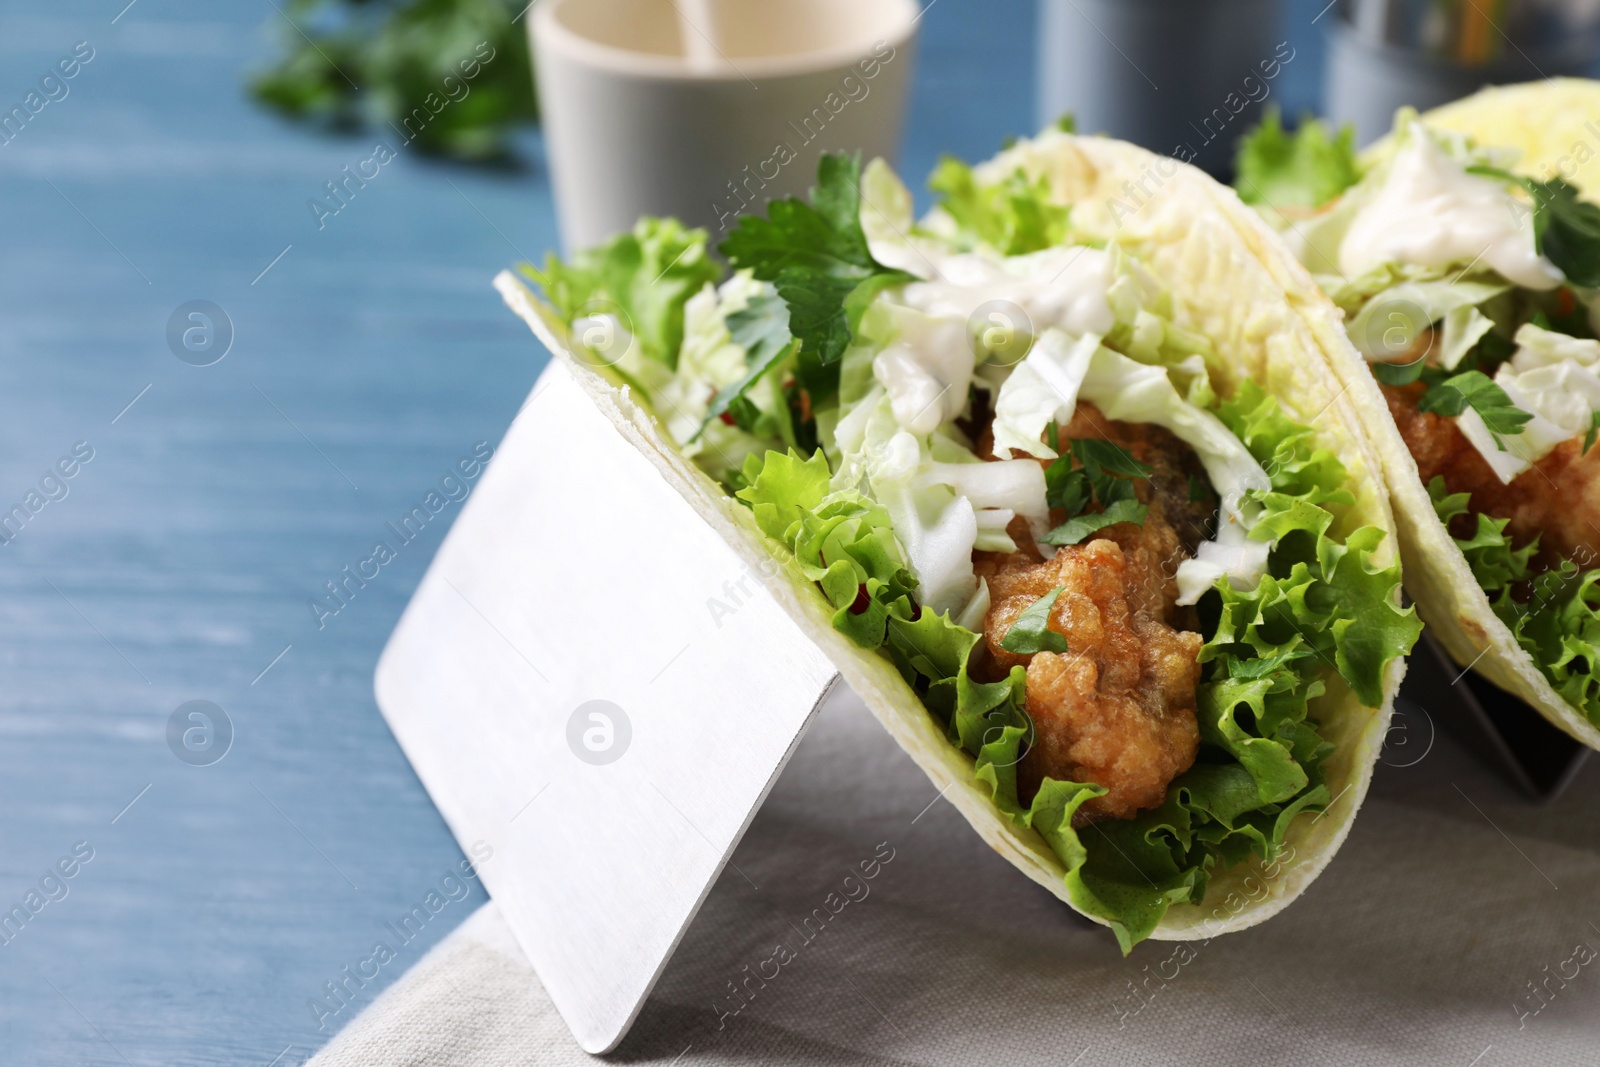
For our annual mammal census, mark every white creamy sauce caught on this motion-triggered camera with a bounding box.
[899,246,1116,338]
[871,246,1114,440]
[1339,128,1562,291]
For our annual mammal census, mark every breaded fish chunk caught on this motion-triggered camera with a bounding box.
[981,535,1202,822]
[970,403,1208,822]
[1384,382,1600,568]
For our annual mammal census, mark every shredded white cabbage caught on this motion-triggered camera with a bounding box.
[955,578,992,632]
[872,304,975,435]
[867,428,983,616]
[990,330,1099,460]
[981,328,1270,601]
[1339,118,1561,291]
[1343,278,1506,364]
[1459,323,1600,483]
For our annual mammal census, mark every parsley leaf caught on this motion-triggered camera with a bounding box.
[1042,498,1149,546]
[1073,438,1149,511]
[1414,370,1532,446]
[1470,329,1518,373]
[1039,438,1151,545]
[1095,476,1138,507]
[1071,438,1153,480]
[998,587,1069,654]
[726,291,794,368]
[1234,109,1361,209]
[720,153,913,402]
[1041,437,1151,531]
[1530,178,1600,289]
[1045,464,1091,515]
[1586,410,1600,455]
[250,0,538,162]
[1371,356,1428,386]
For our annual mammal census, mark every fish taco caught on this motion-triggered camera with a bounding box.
[1237,79,1600,750]
[497,128,1417,951]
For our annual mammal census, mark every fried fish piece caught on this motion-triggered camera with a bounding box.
[1384,382,1600,568]
[982,537,1203,823]
[971,403,1207,822]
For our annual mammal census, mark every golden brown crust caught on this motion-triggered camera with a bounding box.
[1383,382,1600,569]
[975,498,1204,825]
[973,402,1207,822]
[984,538,1202,822]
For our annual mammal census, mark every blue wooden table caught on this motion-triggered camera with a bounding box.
[0,2,1323,1062]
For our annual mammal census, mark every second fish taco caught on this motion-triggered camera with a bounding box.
[499,128,1417,951]
[1238,80,1600,750]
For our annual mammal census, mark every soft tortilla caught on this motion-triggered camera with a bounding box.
[1302,81,1600,751]
[495,131,1407,939]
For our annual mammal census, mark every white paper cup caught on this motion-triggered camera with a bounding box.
[532,0,918,251]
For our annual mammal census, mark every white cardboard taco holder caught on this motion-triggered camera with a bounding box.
[374,359,842,1053]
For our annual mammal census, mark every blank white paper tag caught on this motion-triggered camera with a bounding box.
[375,362,839,1052]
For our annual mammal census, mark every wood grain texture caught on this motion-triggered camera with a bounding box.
[0,1,1323,1064]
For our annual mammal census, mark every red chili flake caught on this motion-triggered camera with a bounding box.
[909,603,922,621]
[849,584,871,614]
[719,410,736,425]
[1559,288,1578,317]
[799,389,813,423]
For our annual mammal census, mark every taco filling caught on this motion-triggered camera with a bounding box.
[526,141,1415,950]
[1239,109,1600,723]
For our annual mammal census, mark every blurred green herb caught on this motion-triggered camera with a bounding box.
[250,0,538,162]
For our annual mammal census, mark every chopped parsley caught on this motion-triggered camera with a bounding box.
[1414,370,1532,447]
[998,586,1069,654]
[720,154,913,404]
[1041,498,1149,546]
[1530,178,1600,289]
[1041,438,1152,544]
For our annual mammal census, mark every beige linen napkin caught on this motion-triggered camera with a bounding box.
[312,687,1600,1066]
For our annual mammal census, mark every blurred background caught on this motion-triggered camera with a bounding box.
[1,0,1597,1063]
